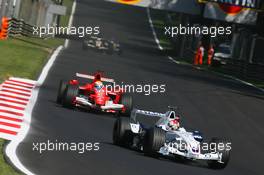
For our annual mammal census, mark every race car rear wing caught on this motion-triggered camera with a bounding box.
[130,109,166,121]
[76,73,115,83]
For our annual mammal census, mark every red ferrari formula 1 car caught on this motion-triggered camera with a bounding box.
[56,72,133,116]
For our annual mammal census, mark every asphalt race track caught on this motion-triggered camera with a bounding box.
[16,0,264,174]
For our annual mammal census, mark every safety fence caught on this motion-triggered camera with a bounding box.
[164,12,264,83]
[0,17,49,40]
[218,60,264,82]
[8,18,35,37]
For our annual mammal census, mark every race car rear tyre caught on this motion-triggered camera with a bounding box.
[144,127,166,157]
[207,137,231,169]
[56,80,68,104]
[113,117,131,147]
[62,85,79,109]
[120,94,133,116]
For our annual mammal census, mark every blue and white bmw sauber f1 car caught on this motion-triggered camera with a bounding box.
[113,108,231,169]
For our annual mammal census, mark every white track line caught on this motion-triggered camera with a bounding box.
[215,72,264,93]
[146,8,264,93]
[168,56,180,64]
[64,0,77,48]
[5,0,77,174]
[146,8,163,51]
[5,46,64,175]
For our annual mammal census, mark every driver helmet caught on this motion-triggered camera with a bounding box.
[94,81,103,91]
[168,116,180,131]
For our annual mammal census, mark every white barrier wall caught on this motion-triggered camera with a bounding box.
[203,2,258,25]
[106,0,201,15]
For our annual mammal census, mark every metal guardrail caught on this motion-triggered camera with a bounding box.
[165,12,264,83]
[220,60,264,82]
[1,17,50,39]
[8,18,36,37]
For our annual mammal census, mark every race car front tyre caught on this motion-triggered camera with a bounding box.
[207,137,231,169]
[120,94,133,116]
[113,117,131,147]
[56,80,68,104]
[144,127,166,157]
[62,85,79,109]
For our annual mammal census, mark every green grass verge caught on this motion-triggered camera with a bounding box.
[60,0,74,27]
[0,37,64,82]
[0,1,74,174]
[0,140,19,175]
[0,36,63,175]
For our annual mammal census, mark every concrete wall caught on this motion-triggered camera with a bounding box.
[107,0,202,15]
[0,0,66,27]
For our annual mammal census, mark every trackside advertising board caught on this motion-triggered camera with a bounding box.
[106,0,201,15]
[201,0,261,25]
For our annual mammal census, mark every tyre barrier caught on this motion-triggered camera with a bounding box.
[0,17,11,40]
[0,17,47,40]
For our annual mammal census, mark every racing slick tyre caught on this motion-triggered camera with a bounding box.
[62,85,79,109]
[56,80,68,104]
[144,127,166,157]
[120,94,133,116]
[113,117,131,147]
[207,137,231,169]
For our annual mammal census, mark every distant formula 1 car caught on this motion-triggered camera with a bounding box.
[113,108,231,169]
[56,72,132,115]
[82,36,122,55]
